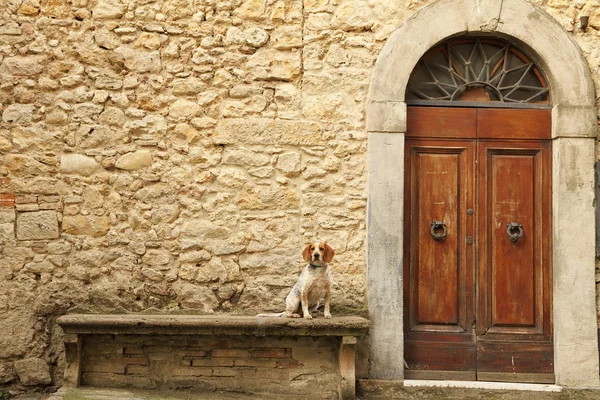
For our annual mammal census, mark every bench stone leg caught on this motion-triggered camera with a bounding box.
[63,333,82,387]
[339,336,357,400]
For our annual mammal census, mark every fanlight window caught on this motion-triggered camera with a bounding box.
[406,38,549,106]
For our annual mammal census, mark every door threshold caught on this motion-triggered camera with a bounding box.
[403,379,561,392]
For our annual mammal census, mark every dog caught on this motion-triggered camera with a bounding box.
[257,242,335,319]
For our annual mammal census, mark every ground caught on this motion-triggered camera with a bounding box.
[7,384,600,400]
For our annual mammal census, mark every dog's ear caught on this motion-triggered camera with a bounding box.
[323,242,335,263]
[302,243,312,262]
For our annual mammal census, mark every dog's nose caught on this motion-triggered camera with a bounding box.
[313,253,320,260]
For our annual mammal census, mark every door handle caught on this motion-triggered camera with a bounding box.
[506,222,524,242]
[430,220,447,241]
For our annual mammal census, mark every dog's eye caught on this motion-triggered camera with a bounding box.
[310,245,315,250]
[319,247,324,251]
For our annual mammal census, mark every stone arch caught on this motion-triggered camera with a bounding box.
[366,0,599,387]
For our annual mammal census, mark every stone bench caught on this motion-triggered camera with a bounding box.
[57,314,369,400]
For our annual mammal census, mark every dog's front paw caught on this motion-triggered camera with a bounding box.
[303,314,313,319]
[324,313,332,319]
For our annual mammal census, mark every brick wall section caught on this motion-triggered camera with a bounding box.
[81,335,340,398]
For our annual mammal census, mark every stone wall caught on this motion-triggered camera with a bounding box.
[0,0,599,394]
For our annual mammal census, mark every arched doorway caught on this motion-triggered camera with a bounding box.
[366,0,599,387]
[403,38,552,382]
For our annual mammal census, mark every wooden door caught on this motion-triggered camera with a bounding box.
[404,107,553,383]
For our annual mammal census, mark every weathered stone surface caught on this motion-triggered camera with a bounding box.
[222,148,270,167]
[94,27,120,50]
[214,119,324,145]
[142,249,171,266]
[331,0,374,31]
[40,0,69,18]
[59,154,104,176]
[16,211,59,240]
[0,56,46,76]
[271,26,303,49]
[0,210,16,224]
[247,49,302,81]
[245,27,269,48]
[14,358,51,386]
[2,104,36,123]
[92,0,126,19]
[62,215,111,237]
[0,362,17,384]
[168,99,200,119]
[115,151,152,170]
[275,152,301,176]
[180,219,231,241]
[173,282,219,311]
[114,47,161,73]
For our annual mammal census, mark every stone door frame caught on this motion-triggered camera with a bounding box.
[366,0,600,387]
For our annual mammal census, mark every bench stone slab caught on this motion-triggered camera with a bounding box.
[57,315,369,400]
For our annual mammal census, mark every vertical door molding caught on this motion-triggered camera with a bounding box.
[366,0,599,387]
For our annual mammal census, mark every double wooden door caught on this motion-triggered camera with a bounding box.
[403,107,553,383]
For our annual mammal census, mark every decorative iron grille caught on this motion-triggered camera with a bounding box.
[406,38,549,105]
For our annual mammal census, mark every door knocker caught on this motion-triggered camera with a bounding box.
[430,220,447,241]
[506,222,524,242]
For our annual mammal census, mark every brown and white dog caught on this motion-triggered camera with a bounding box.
[257,242,335,319]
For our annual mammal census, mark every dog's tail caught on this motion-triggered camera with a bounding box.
[256,312,285,318]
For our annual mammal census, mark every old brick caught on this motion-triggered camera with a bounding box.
[234,358,276,368]
[126,365,150,375]
[191,358,234,367]
[0,193,15,209]
[250,348,292,358]
[211,349,249,358]
[83,363,126,374]
[84,343,124,356]
[212,367,236,377]
[173,367,212,376]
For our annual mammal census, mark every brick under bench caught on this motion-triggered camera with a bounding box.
[57,314,369,400]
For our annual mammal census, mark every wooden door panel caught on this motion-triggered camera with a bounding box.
[404,139,476,375]
[477,140,552,380]
[476,342,554,375]
[407,107,477,139]
[405,140,474,332]
[477,109,551,140]
[477,141,551,337]
[415,151,460,326]
[490,153,535,328]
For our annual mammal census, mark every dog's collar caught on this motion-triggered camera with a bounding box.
[309,263,326,268]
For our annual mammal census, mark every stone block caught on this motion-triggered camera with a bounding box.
[214,119,324,146]
[14,357,52,386]
[59,154,104,176]
[0,209,15,223]
[16,211,59,240]
[40,0,70,18]
[92,0,126,19]
[0,56,46,76]
[62,215,111,237]
[115,151,153,170]
[247,48,301,81]
[0,362,16,384]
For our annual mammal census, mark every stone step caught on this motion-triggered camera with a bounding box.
[357,380,600,400]
[16,387,308,400]
[12,383,600,400]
